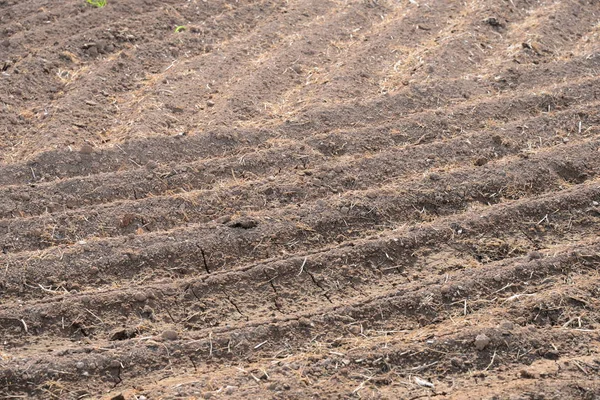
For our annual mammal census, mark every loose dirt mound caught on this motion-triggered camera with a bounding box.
[1,0,600,398]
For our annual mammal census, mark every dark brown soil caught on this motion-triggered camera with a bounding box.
[1,0,600,399]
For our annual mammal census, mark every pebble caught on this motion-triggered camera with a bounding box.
[146,161,158,170]
[519,369,537,379]
[499,320,514,331]
[228,218,257,229]
[474,157,488,166]
[224,386,237,395]
[474,334,491,351]
[133,292,147,302]
[215,215,231,224]
[87,46,98,57]
[161,330,179,341]
[80,144,94,154]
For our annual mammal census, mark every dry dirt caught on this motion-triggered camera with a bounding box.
[1,0,600,399]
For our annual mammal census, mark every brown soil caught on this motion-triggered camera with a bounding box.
[1,0,600,399]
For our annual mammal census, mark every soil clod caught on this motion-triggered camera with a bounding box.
[474,334,491,351]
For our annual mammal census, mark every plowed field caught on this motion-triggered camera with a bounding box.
[1,0,600,398]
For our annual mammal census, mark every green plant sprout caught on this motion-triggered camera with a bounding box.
[86,0,107,7]
[175,25,187,33]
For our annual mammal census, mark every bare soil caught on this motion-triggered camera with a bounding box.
[1,0,600,399]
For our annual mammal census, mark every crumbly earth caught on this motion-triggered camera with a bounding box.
[1,0,600,399]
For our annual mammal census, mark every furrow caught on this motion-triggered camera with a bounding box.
[0,78,598,221]
[2,135,600,253]
[1,238,598,395]
[0,53,597,186]
[1,173,598,341]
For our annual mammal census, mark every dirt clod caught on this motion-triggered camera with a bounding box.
[228,218,258,229]
[80,144,94,154]
[161,330,179,341]
[133,292,147,302]
[474,334,491,351]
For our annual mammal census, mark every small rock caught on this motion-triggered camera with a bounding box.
[474,157,488,166]
[215,215,231,224]
[146,161,158,170]
[593,201,599,206]
[228,218,257,229]
[133,292,147,302]
[109,360,122,369]
[519,369,537,379]
[140,305,154,320]
[474,334,491,351]
[484,17,502,27]
[528,251,542,260]
[80,144,94,154]
[224,386,237,395]
[206,100,215,107]
[499,320,514,331]
[161,330,179,341]
[75,361,85,370]
[110,329,134,341]
[87,46,98,57]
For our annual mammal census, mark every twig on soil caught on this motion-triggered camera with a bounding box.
[562,316,583,328]
[20,319,28,334]
[353,375,373,394]
[297,257,308,276]
[501,293,536,303]
[493,283,516,294]
[410,361,438,371]
[254,340,268,349]
[413,376,434,388]
[36,284,65,294]
[484,350,497,371]
[235,366,261,383]
[200,247,210,274]
[573,360,589,375]
[85,308,105,324]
